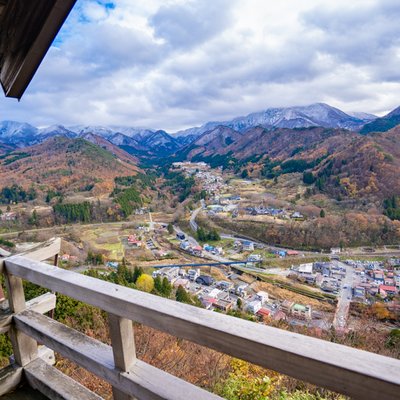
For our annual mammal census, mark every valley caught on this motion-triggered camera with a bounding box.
[1,102,399,399]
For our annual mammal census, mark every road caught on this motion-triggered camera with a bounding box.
[148,211,155,230]
[333,261,355,330]
[189,206,202,232]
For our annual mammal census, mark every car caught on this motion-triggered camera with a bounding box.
[195,275,215,286]
[176,233,185,240]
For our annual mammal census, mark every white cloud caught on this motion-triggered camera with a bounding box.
[1,0,399,130]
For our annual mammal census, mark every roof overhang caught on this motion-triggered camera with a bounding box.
[0,0,77,99]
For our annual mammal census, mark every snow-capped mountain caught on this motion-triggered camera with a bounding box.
[68,125,156,140]
[38,125,77,141]
[347,112,377,121]
[174,103,375,137]
[2,103,398,155]
[0,121,38,146]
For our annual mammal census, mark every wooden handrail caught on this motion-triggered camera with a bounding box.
[3,255,400,400]
[15,310,221,400]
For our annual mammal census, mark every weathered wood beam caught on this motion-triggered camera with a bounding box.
[108,314,137,400]
[0,237,61,273]
[0,292,56,334]
[24,358,103,400]
[14,310,222,400]
[5,256,400,400]
[0,364,23,397]
[4,272,37,366]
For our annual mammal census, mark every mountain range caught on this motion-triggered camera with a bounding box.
[1,102,400,201]
[0,103,388,155]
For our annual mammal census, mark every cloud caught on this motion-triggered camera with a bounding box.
[150,0,236,49]
[1,0,400,131]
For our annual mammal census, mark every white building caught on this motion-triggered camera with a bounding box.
[247,301,262,314]
[256,291,269,304]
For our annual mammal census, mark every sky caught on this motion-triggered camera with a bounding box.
[1,0,400,132]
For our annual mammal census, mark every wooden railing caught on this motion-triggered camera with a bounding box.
[0,246,399,399]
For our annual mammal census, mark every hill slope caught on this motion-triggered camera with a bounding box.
[360,106,400,134]
[0,137,139,195]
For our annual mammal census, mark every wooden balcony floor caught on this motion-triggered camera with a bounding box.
[0,386,49,399]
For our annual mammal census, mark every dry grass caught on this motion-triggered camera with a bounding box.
[252,281,335,312]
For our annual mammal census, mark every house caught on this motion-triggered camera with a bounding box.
[384,277,395,286]
[191,246,203,256]
[60,254,71,262]
[216,281,233,291]
[106,262,119,269]
[256,308,270,320]
[379,285,397,296]
[200,297,217,310]
[330,248,341,255]
[373,272,385,284]
[0,212,17,221]
[233,240,243,250]
[280,300,294,314]
[153,267,180,281]
[291,212,304,219]
[187,269,200,282]
[203,244,215,252]
[295,263,313,275]
[247,301,262,314]
[272,310,287,321]
[302,274,317,285]
[234,284,249,298]
[180,241,191,251]
[353,286,366,299]
[287,250,299,256]
[248,254,262,263]
[128,235,142,248]
[214,298,234,312]
[256,291,269,304]
[291,304,312,320]
[60,254,78,263]
[208,288,222,298]
[173,278,190,289]
[242,241,254,251]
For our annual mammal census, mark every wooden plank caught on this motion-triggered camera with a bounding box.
[24,358,103,400]
[15,310,222,400]
[0,237,61,274]
[108,314,136,400]
[17,238,61,264]
[6,256,400,400]
[4,271,37,366]
[0,364,23,396]
[0,293,56,334]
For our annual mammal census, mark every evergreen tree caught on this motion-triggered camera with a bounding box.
[175,285,191,304]
[132,266,143,283]
[161,277,172,298]
[28,210,38,226]
[154,275,163,294]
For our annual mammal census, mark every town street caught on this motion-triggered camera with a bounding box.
[333,261,356,330]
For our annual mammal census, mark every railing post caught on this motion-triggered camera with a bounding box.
[4,272,38,366]
[108,313,136,400]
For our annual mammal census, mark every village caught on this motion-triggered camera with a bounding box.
[1,161,399,334]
